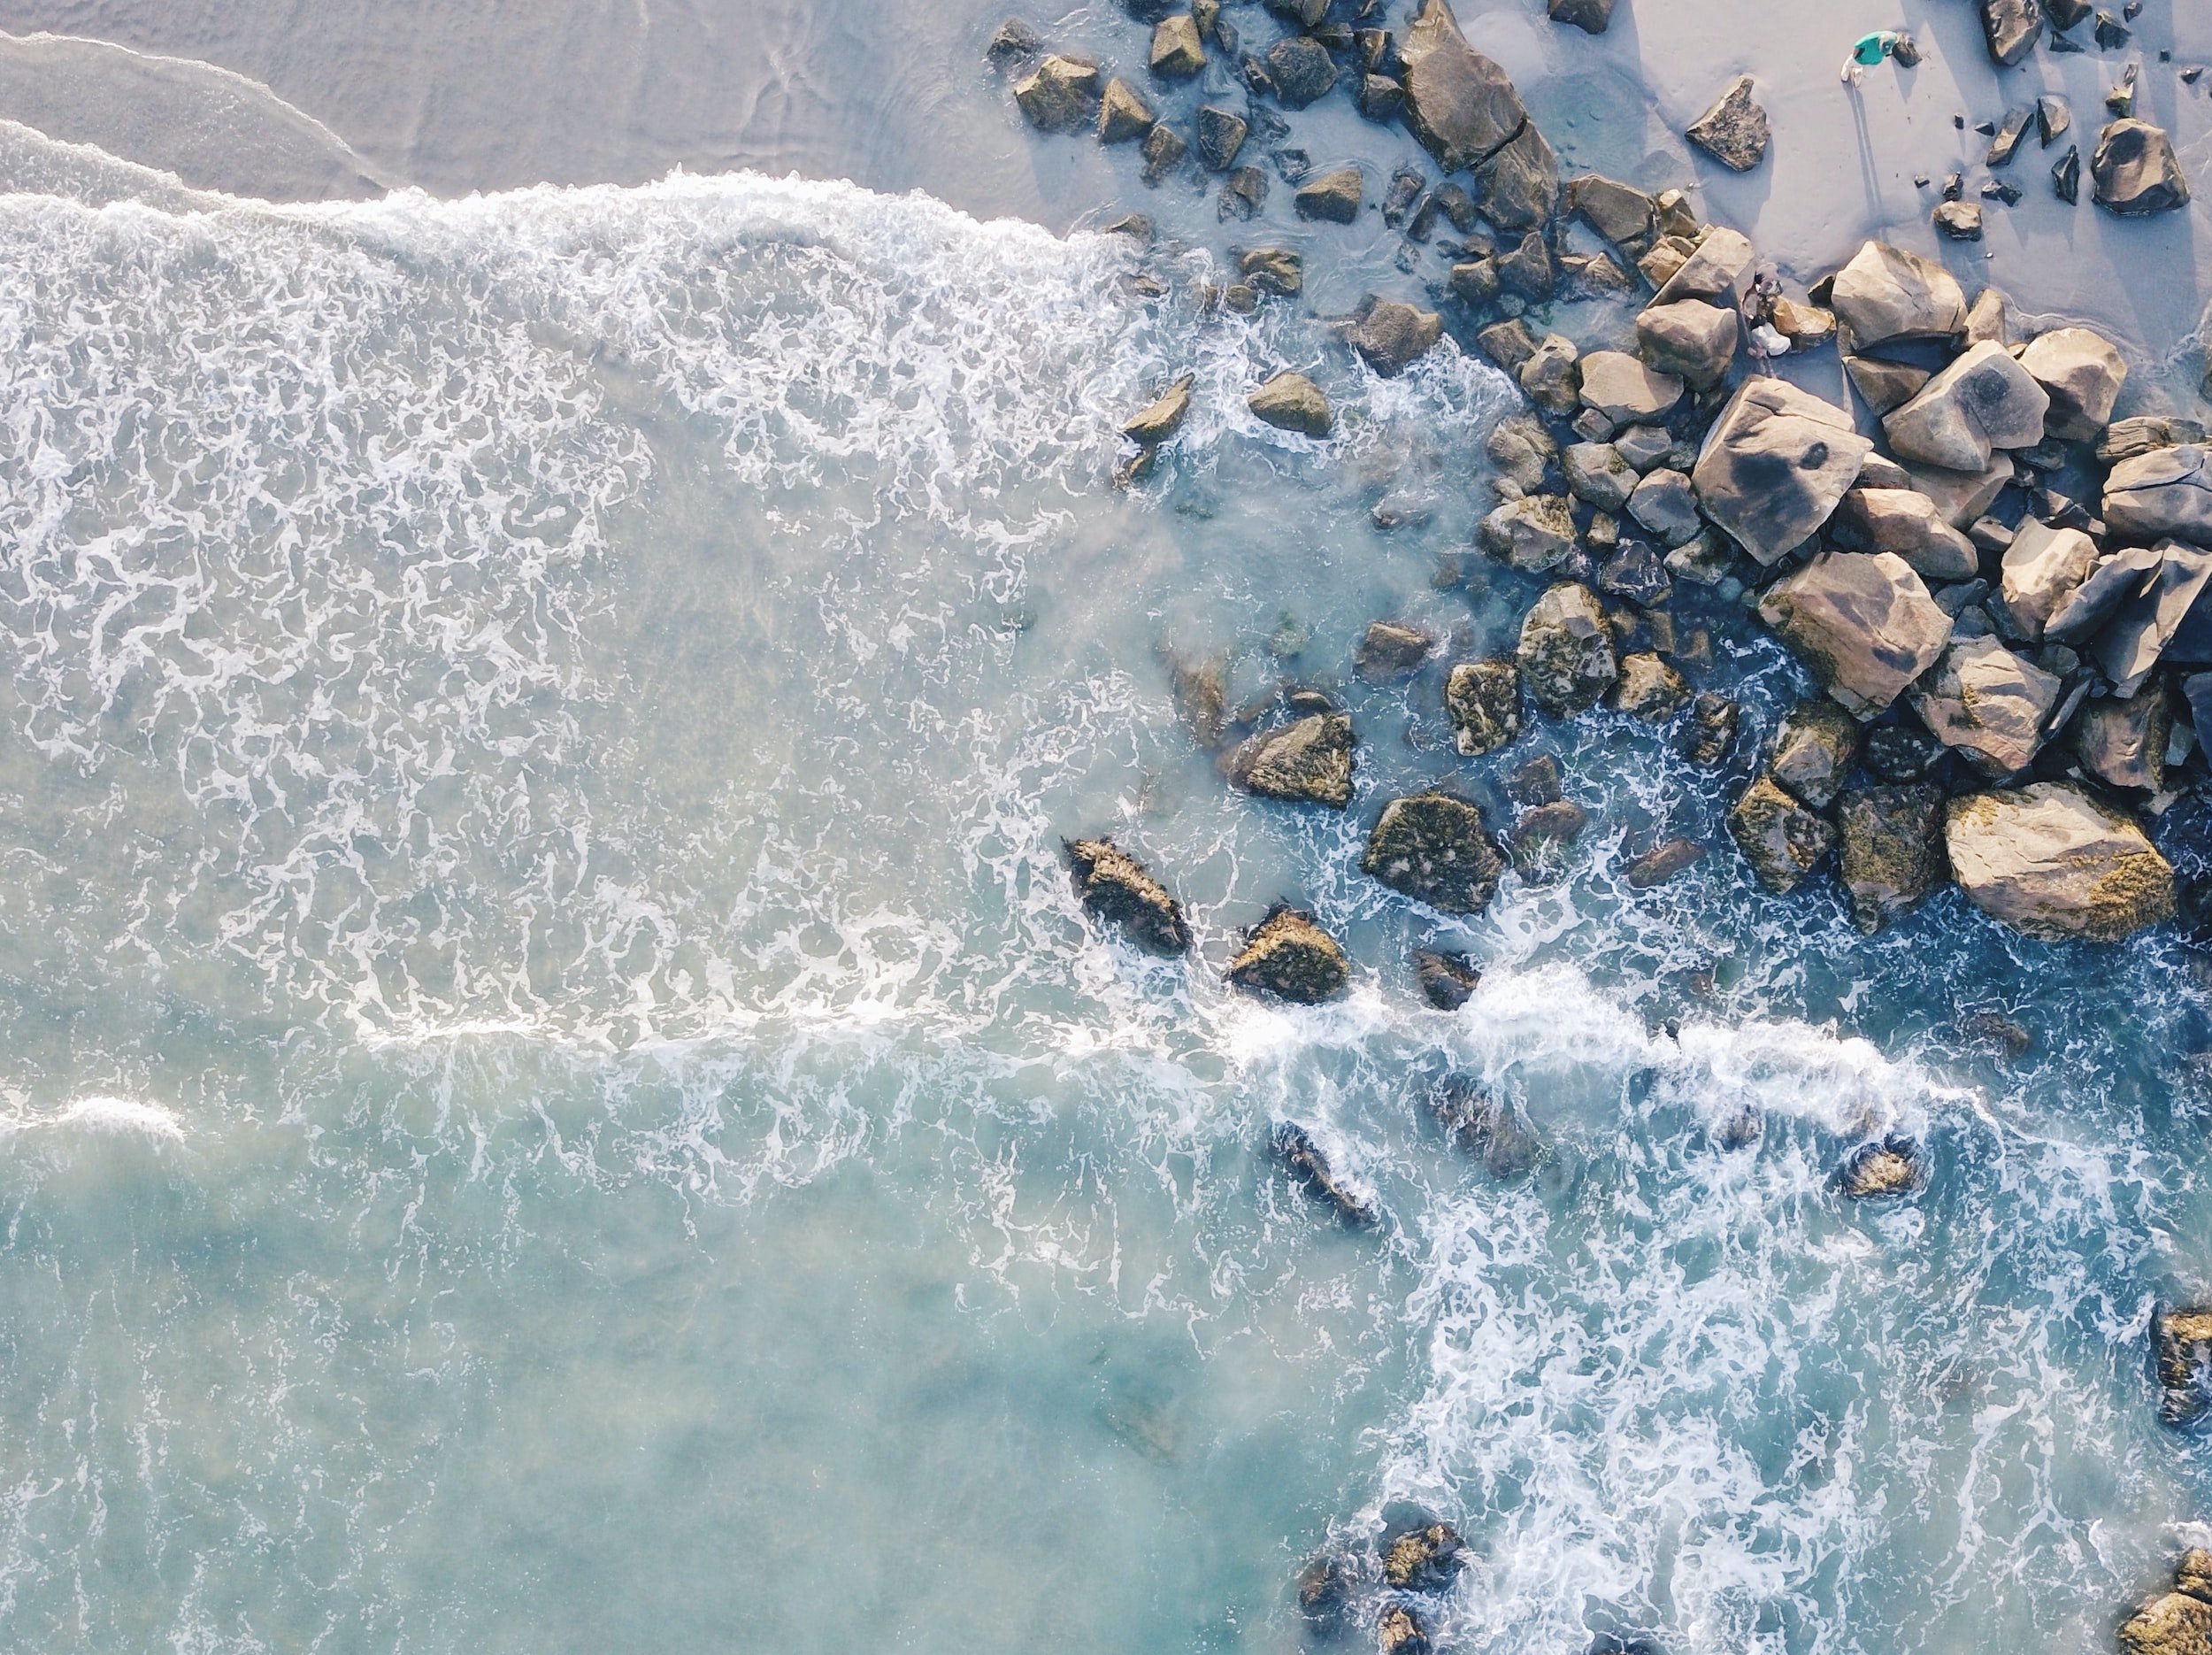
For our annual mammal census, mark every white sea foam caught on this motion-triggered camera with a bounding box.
[3,1093,186,1140]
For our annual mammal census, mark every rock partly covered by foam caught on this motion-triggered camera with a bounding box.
[1945,781,2175,941]
[1231,906,1351,1001]
[1694,379,1872,565]
[1425,1075,1542,1174]
[1350,299,1443,377]
[1414,948,1480,1010]
[1122,373,1194,446]
[1248,370,1333,437]
[2105,445,2212,544]
[2153,1311,2212,1428]
[1362,792,1507,913]
[1271,1120,1375,1221]
[1382,1521,1468,1590]
[1835,1135,1924,1197]
[1757,551,1953,715]
[1882,340,2051,473]
[1064,837,1192,954]
[1517,581,1618,715]
[1827,242,1968,350]
[1226,711,1355,806]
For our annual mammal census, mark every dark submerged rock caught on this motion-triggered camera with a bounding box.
[1267,35,1339,108]
[1350,298,1444,377]
[1273,1120,1377,1224]
[1382,1520,1469,1590]
[1231,906,1351,1003]
[1064,837,1193,955]
[2154,1308,2212,1427]
[1835,1135,1924,1198]
[1414,949,1480,1010]
[1426,1075,1542,1176]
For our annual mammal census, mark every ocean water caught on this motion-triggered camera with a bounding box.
[0,145,2208,1655]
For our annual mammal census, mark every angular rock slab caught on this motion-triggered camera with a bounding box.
[1978,0,2042,66]
[1636,299,1738,390]
[1945,781,2175,942]
[1517,582,1618,716]
[1397,0,1530,173]
[2093,119,2191,216]
[1064,837,1192,955]
[2090,542,2212,697]
[2105,444,2212,544]
[1225,712,1356,806]
[1727,775,1835,893]
[1693,378,1873,565]
[1248,371,1333,437]
[1832,488,1979,580]
[1828,241,1968,350]
[1998,519,2099,640]
[1883,340,2051,473]
[1909,635,2062,776]
[1686,75,1769,172]
[1230,907,1350,1001]
[2018,327,2127,442]
[1757,551,1954,715]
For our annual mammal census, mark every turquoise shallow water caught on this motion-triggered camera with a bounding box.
[0,161,2208,1654]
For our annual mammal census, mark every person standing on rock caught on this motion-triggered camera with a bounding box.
[1840,30,1915,85]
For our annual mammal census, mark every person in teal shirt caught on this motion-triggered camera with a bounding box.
[1840,29,1912,85]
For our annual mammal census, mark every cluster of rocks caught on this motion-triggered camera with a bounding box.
[1297,1516,1467,1655]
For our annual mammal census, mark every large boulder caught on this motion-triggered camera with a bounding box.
[1230,907,1351,1001]
[1294,166,1363,223]
[1727,775,1835,893]
[1650,226,1757,309]
[1636,299,1739,389]
[2018,327,2128,441]
[1445,659,1523,754]
[1226,712,1356,806]
[1414,949,1480,1010]
[1397,0,1532,173]
[2093,119,2191,216]
[1901,455,2013,530]
[1013,55,1102,132]
[1694,379,1873,564]
[1149,15,1208,77]
[2088,543,2212,697]
[1123,374,1194,446]
[1383,1521,1470,1590]
[1570,173,1655,249]
[1266,35,1338,107]
[1248,371,1333,437]
[1908,635,2062,777]
[2045,544,2166,645]
[1882,340,2051,472]
[1977,0,2042,66]
[1837,784,1948,933]
[1757,551,1955,715]
[2120,1559,2212,1655]
[1481,494,1577,571]
[1098,78,1158,142]
[1475,120,1560,230]
[1608,651,1691,720]
[1686,75,1769,172]
[1769,701,1860,810]
[1362,792,1508,913]
[1064,837,1192,954]
[1998,520,2100,641]
[1578,350,1683,431]
[1827,242,1968,350]
[1517,582,1619,716]
[1944,782,2176,941]
[2105,444,2212,544]
[1831,488,1979,580]
[1350,299,1444,377]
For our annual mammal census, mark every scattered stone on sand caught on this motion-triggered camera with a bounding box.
[1686,75,1770,172]
[1415,949,1480,1010]
[1548,0,1613,32]
[1977,0,2042,65]
[1271,1120,1374,1221]
[1226,711,1355,806]
[2018,327,2127,441]
[1356,620,1435,681]
[1636,299,1739,390]
[1122,373,1194,446]
[1985,106,2032,168]
[1998,520,2100,641]
[1837,783,1948,932]
[1014,55,1102,132]
[1517,582,1619,717]
[1396,0,1533,173]
[1909,635,2062,776]
[1098,77,1158,142]
[1945,781,2176,941]
[1933,200,1984,242]
[1064,837,1193,955]
[2054,143,2081,204]
[1248,370,1333,436]
[1194,104,1248,170]
[1266,35,1338,107]
[1350,298,1443,377]
[1571,173,1654,250]
[1883,340,2051,473]
[2119,1549,2212,1655]
[2093,118,2191,215]
[1362,792,1508,913]
[1379,1604,1433,1655]
[1608,652,1690,720]
[1728,774,1836,893]
[2153,1311,2212,1428]
[1832,488,1979,581]
[1844,356,1932,419]
[1445,659,1524,755]
[1828,242,1968,350]
[1694,379,1874,565]
[1233,907,1352,1002]
[1426,1077,1543,1176]
[2074,690,2170,791]
[1679,690,1740,766]
[1758,551,1954,715]
[1626,837,1706,889]
[1836,1135,1924,1197]
[1293,166,1363,222]
[1383,1521,1468,1590]
[1769,701,1860,811]
[1482,493,1578,572]
[2104,444,2212,544]
[2037,94,2071,146]
[1149,14,1208,78]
